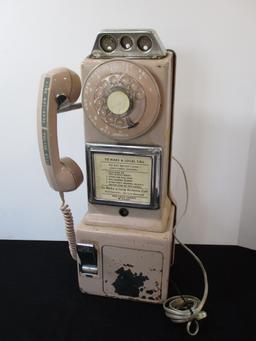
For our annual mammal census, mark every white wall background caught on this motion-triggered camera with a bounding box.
[0,0,256,248]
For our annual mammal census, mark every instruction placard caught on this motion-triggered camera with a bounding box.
[93,153,152,205]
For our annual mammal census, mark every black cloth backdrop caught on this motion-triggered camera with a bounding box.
[0,241,255,341]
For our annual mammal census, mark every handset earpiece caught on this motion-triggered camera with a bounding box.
[37,67,83,192]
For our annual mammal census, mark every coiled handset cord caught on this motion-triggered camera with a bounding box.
[163,156,208,336]
[59,192,77,261]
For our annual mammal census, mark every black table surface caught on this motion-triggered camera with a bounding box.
[0,241,255,341]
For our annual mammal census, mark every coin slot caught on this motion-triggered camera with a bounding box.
[137,36,152,52]
[100,35,117,52]
[120,36,133,50]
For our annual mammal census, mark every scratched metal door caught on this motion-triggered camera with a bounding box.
[102,246,163,302]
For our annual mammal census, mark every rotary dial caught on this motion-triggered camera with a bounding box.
[82,60,160,140]
[94,73,146,130]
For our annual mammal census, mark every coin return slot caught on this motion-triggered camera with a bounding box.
[77,243,98,275]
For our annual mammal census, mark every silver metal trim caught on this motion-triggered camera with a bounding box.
[81,265,98,274]
[90,29,166,59]
[57,102,82,113]
[86,143,162,209]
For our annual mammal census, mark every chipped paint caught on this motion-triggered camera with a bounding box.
[112,267,149,297]
[102,246,163,301]
[146,289,154,295]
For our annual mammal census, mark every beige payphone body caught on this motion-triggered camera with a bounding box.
[37,29,176,303]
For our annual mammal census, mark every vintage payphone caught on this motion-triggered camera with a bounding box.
[37,29,207,335]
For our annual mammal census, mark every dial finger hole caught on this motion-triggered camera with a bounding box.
[121,75,131,86]
[135,90,145,100]
[94,98,105,109]
[109,75,118,85]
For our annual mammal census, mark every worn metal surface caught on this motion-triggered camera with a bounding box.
[76,207,174,303]
[103,246,162,301]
